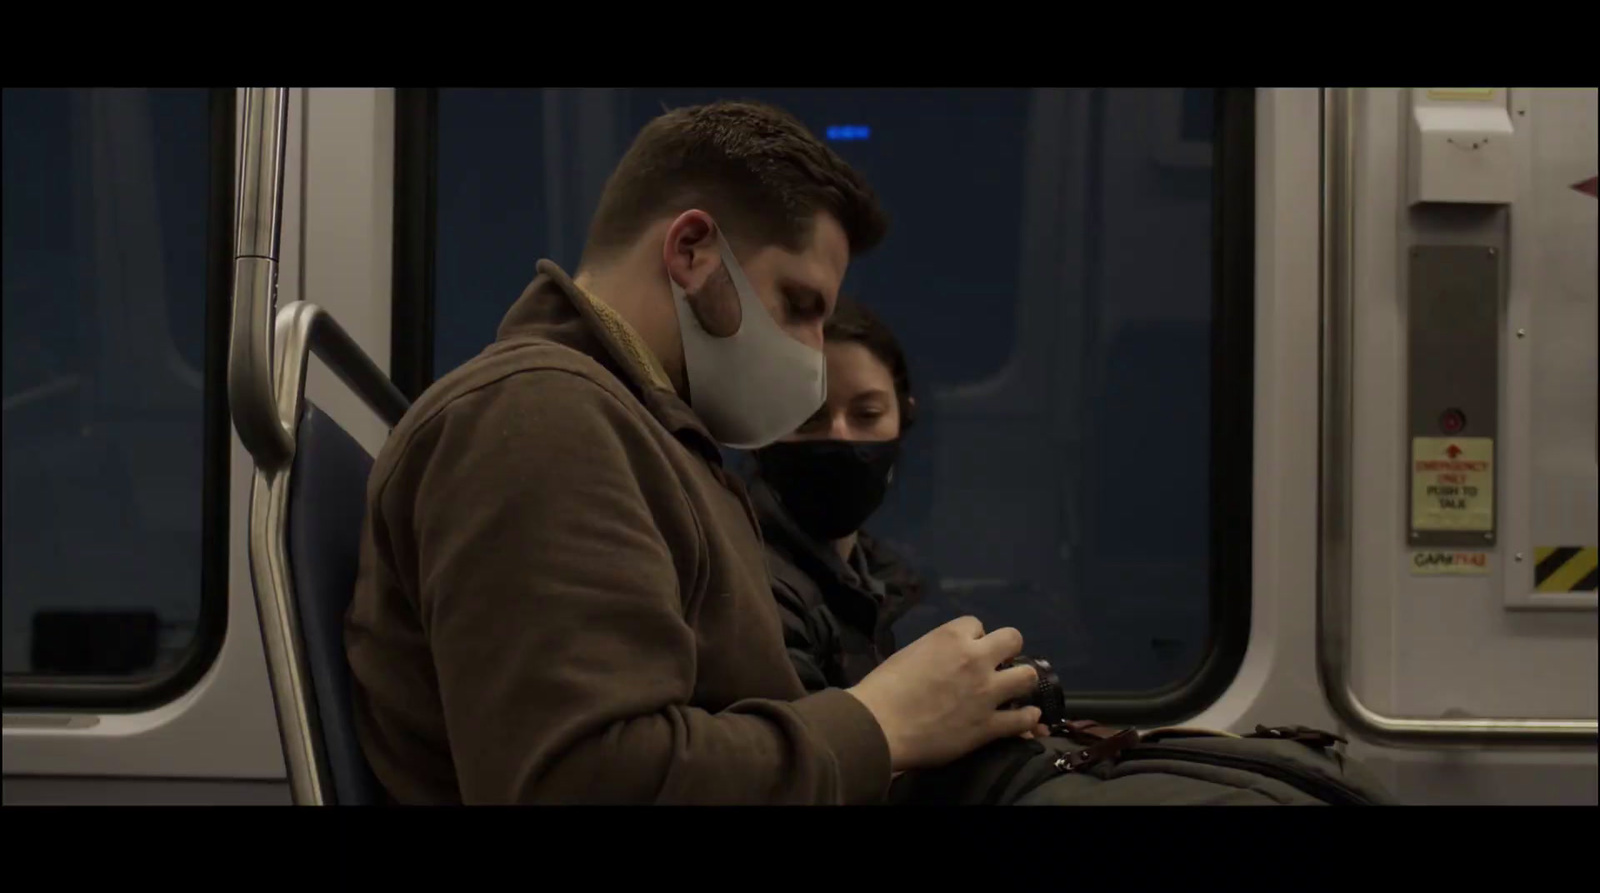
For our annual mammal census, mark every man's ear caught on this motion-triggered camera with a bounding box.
[663,210,718,293]
[665,210,741,337]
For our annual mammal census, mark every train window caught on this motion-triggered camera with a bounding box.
[2,88,233,707]
[392,88,1253,721]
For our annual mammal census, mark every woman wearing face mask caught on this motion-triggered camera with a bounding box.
[748,295,923,692]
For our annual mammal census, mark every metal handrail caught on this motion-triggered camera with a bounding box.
[228,87,293,471]
[1315,87,1597,747]
[248,301,409,804]
[224,88,412,803]
[271,302,410,437]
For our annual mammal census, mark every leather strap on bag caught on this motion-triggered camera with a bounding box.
[1246,725,1348,749]
[1049,720,1140,773]
[1044,720,1348,773]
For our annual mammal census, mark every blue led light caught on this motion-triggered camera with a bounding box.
[826,125,870,141]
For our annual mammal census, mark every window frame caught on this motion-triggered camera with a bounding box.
[1059,87,1255,723]
[389,87,1255,725]
[1,87,237,710]
[390,88,438,402]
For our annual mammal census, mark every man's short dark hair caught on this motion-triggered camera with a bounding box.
[826,295,915,431]
[580,100,889,268]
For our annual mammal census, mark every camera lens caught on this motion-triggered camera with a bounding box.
[999,655,1067,729]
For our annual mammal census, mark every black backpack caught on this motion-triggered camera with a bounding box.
[887,721,1396,806]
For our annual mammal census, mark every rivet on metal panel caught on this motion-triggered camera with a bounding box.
[1488,248,1497,257]
[1484,533,1494,541]
[1410,531,1421,540]
[1517,329,1527,338]
[1514,553,1524,562]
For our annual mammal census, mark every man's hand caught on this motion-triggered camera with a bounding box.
[846,616,1043,772]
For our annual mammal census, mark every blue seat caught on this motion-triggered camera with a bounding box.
[282,402,385,805]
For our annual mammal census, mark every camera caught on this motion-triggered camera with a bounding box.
[998,655,1067,729]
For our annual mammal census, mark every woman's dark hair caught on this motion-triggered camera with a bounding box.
[825,295,915,430]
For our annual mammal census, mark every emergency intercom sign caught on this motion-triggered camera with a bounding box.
[1411,437,1494,532]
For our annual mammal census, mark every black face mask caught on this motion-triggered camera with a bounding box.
[754,439,901,542]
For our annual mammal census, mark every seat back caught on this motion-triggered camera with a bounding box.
[282,401,384,805]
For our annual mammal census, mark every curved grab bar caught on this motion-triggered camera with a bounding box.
[249,300,410,804]
[1316,88,1597,747]
[228,87,293,470]
[269,302,410,452]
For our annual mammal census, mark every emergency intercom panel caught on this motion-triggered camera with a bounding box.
[1407,244,1499,548]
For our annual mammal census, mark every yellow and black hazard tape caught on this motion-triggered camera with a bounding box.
[1534,547,1598,593]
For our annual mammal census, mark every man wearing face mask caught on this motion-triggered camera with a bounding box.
[749,296,924,692]
[345,100,1048,805]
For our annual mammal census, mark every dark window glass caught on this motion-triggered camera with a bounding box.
[3,88,227,691]
[421,88,1238,697]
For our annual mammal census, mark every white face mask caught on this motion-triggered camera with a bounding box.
[669,232,827,449]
